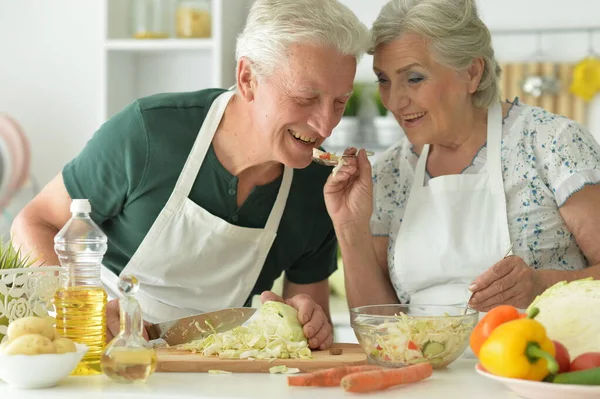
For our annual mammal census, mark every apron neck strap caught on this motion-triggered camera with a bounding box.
[412,102,504,190]
[175,91,235,195]
[264,166,293,233]
[485,102,504,193]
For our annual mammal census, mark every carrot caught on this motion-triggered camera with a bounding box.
[287,365,381,387]
[340,362,433,393]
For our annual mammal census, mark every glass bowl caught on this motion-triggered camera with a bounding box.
[350,304,478,369]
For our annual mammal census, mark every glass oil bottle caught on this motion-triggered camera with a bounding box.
[101,274,157,383]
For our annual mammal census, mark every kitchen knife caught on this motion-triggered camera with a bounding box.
[147,307,256,346]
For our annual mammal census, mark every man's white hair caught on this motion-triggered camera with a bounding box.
[235,0,370,79]
[370,0,501,108]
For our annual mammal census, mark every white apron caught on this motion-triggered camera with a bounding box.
[392,102,511,307]
[101,91,293,323]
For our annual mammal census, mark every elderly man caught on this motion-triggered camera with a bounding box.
[11,0,368,349]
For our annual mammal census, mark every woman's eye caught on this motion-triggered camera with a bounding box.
[408,73,424,84]
[375,73,389,84]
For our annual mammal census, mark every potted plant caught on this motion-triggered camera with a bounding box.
[0,239,59,340]
[328,85,362,148]
[372,90,404,147]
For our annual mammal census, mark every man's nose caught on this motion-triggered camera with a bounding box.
[310,105,340,138]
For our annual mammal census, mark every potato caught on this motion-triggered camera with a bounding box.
[3,334,56,355]
[7,316,55,341]
[53,329,62,340]
[53,337,76,354]
[0,340,9,354]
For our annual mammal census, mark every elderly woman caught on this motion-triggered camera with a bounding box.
[325,0,600,313]
[12,0,369,351]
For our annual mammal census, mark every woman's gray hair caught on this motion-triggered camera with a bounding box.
[370,0,501,108]
[235,0,370,80]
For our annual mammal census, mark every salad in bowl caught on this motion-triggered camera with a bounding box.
[350,304,478,368]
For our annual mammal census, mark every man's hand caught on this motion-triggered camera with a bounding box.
[260,291,333,350]
[105,298,152,343]
[469,256,545,312]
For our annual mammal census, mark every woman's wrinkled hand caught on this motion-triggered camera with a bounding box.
[468,256,545,312]
[323,147,373,229]
[260,291,333,350]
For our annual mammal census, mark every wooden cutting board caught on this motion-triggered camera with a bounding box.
[156,343,368,373]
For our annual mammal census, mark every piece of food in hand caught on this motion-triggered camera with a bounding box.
[340,362,433,393]
[569,352,600,371]
[332,156,346,177]
[287,365,380,387]
[3,333,56,355]
[312,148,341,167]
[6,316,55,341]
[553,341,571,374]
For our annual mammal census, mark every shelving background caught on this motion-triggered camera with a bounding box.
[101,0,254,120]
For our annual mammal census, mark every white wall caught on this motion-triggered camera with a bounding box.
[0,0,104,188]
[339,0,600,140]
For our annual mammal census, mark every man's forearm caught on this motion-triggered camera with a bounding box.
[336,226,398,309]
[11,212,60,267]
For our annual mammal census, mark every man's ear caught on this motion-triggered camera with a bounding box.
[237,57,257,101]
[467,57,485,94]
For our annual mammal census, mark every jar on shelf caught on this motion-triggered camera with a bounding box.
[176,0,212,38]
[132,0,170,39]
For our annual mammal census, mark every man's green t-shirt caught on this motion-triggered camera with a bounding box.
[62,89,337,306]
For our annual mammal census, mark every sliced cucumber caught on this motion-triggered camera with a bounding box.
[422,341,445,357]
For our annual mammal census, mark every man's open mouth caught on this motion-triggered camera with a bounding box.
[288,128,316,144]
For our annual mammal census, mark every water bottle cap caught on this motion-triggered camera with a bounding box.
[71,199,91,214]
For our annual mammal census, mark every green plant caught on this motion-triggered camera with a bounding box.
[343,85,362,117]
[0,239,38,339]
[0,238,37,270]
[373,90,388,117]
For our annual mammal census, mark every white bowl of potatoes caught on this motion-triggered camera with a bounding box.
[0,316,88,389]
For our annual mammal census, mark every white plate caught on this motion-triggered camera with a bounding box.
[475,363,600,399]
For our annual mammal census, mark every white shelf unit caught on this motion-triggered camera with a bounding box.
[101,0,253,120]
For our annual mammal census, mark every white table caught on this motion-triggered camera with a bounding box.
[0,359,516,399]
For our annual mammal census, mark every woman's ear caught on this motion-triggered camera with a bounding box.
[236,57,257,102]
[467,57,485,94]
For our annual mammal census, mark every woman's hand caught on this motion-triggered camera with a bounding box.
[468,256,546,312]
[323,148,374,229]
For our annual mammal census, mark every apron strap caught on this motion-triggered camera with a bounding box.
[485,102,504,193]
[264,166,293,233]
[174,91,235,196]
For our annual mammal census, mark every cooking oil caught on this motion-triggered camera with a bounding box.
[53,199,109,376]
[101,274,156,383]
[55,286,107,375]
[101,348,157,383]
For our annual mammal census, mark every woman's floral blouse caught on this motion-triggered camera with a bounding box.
[370,98,600,302]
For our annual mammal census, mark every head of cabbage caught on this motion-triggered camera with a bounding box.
[176,301,311,359]
[527,278,600,358]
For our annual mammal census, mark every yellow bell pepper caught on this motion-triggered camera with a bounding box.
[479,308,559,381]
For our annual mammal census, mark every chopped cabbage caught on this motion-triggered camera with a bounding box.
[353,312,475,368]
[527,278,600,358]
[176,301,312,360]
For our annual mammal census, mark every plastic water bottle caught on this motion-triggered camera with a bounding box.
[54,199,108,375]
